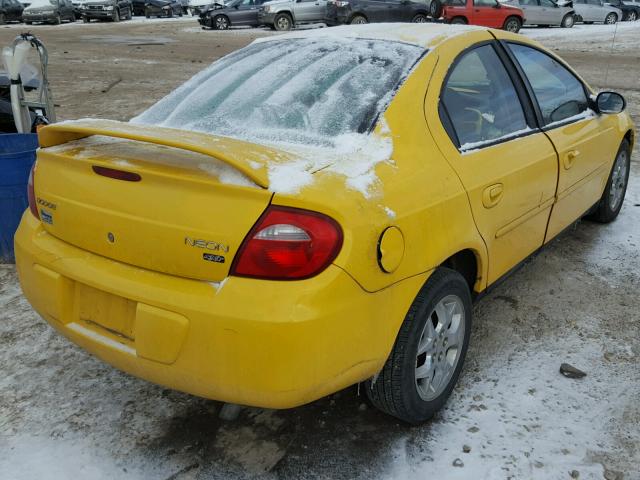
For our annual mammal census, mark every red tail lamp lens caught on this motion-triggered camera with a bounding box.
[27,163,39,220]
[231,206,343,280]
[92,166,141,182]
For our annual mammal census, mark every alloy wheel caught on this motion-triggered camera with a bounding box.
[215,15,228,29]
[415,294,466,401]
[609,149,628,211]
[276,15,291,29]
[628,11,637,21]
[506,19,520,32]
[605,13,616,24]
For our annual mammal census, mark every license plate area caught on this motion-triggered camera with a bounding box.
[76,284,136,341]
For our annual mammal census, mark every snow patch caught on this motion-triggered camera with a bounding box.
[460,127,534,153]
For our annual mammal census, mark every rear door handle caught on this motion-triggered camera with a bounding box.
[482,183,504,209]
[564,150,580,170]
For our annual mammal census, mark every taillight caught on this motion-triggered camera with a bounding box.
[231,206,343,280]
[27,163,39,220]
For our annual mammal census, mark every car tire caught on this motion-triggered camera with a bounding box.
[0,13,5,24]
[450,16,467,24]
[145,6,151,17]
[25,20,32,24]
[274,12,292,30]
[503,15,521,32]
[349,14,368,24]
[213,14,229,29]
[365,267,472,425]
[561,13,574,27]
[627,11,637,21]
[587,139,631,224]
[82,15,89,22]
[54,13,61,24]
[429,0,442,18]
[112,8,120,21]
[604,12,617,24]
[412,13,428,22]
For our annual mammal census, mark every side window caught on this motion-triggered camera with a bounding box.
[539,0,554,6]
[441,44,529,149]
[474,0,497,6]
[508,43,588,126]
[521,0,539,6]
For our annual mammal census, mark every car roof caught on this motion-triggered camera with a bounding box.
[253,24,489,50]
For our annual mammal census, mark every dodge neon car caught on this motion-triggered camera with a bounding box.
[16,24,633,424]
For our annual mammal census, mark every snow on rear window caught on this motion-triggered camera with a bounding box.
[132,38,424,146]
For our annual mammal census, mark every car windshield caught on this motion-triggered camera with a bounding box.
[133,38,424,146]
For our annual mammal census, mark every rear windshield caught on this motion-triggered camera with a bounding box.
[133,38,424,146]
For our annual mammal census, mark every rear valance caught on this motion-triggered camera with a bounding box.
[38,119,292,189]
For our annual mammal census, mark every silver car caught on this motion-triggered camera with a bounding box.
[573,0,621,22]
[505,0,575,26]
[258,0,327,30]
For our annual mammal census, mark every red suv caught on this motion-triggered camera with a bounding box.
[441,0,525,32]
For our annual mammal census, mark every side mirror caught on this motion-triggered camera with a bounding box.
[596,91,626,114]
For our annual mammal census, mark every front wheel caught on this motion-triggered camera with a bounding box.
[0,13,6,24]
[274,12,292,30]
[349,14,367,24]
[561,13,574,27]
[112,8,120,21]
[588,140,631,223]
[503,15,521,32]
[604,12,617,24]
[430,0,442,18]
[627,11,637,21]
[450,16,467,24]
[213,14,229,29]
[366,268,472,424]
[412,13,427,22]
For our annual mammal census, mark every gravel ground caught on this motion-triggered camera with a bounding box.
[0,19,639,480]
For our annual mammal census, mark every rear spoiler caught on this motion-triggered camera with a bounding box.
[37,119,293,189]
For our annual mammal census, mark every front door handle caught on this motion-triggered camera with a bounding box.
[482,183,504,209]
[564,150,580,170]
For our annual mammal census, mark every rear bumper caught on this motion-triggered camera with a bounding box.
[15,213,425,408]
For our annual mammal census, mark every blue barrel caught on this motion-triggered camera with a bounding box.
[0,133,38,263]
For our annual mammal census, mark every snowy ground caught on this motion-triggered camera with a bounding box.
[1,20,639,480]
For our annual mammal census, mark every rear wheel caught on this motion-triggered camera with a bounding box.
[53,13,61,24]
[274,12,292,30]
[450,16,467,24]
[627,10,637,21]
[349,14,367,24]
[429,0,442,18]
[588,140,631,223]
[82,15,89,22]
[112,8,120,21]
[213,14,229,29]
[412,13,428,22]
[366,268,472,424]
[0,13,5,24]
[503,15,521,32]
[561,13,574,27]
[604,12,617,24]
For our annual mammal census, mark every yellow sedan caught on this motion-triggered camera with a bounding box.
[15,24,634,424]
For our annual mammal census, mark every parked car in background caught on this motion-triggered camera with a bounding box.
[80,0,132,20]
[325,0,432,25]
[441,0,525,31]
[130,0,144,13]
[258,0,327,30]
[573,0,620,22]
[0,0,25,22]
[144,0,182,16]
[199,0,269,29]
[606,0,638,19]
[22,0,75,23]
[503,0,575,25]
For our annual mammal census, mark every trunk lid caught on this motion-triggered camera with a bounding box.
[34,119,300,282]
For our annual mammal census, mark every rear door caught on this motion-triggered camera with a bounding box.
[427,41,558,284]
[471,0,503,27]
[504,42,621,241]
[384,0,406,20]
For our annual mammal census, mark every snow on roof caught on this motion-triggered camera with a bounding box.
[253,23,486,50]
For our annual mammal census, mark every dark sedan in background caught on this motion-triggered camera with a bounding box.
[199,0,269,28]
[607,0,639,19]
[325,0,431,24]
